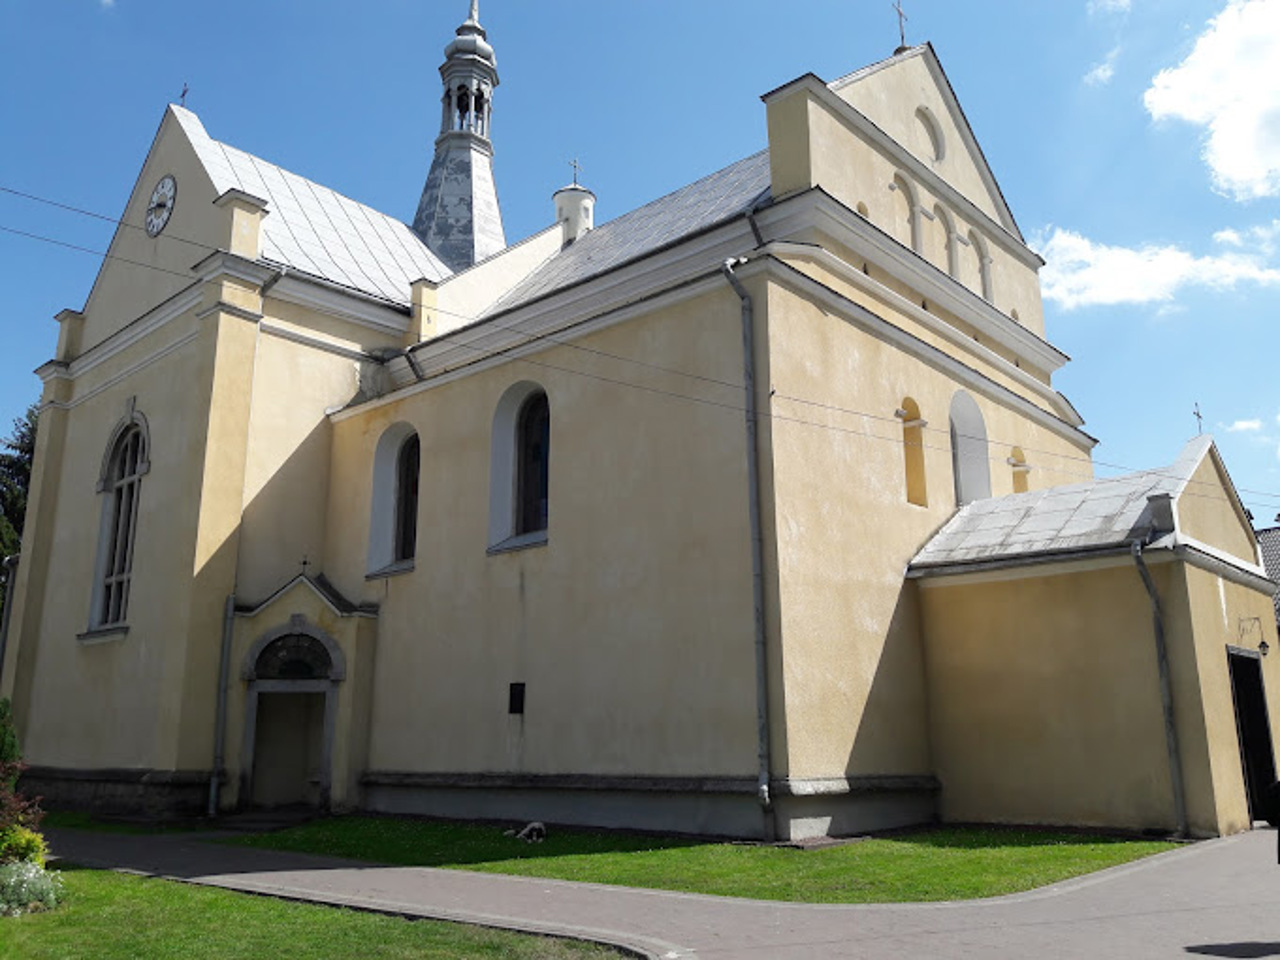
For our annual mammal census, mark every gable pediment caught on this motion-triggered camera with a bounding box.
[828,45,1020,239]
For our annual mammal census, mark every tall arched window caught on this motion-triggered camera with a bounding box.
[93,420,148,627]
[949,390,991,507]
[367,423,419,574]
[897,398,928,507]
[515,391,550,535]
[394,434,420,562]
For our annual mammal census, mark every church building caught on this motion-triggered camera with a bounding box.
[2,3,1277,841]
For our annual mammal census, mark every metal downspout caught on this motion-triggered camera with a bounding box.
[0,554,18,691]
[208,593,235,818]
[722,257,774,839]
[1131,540,1189,838]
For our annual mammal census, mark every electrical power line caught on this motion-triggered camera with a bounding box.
[5,187,1280,516]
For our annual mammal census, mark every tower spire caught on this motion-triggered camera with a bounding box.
[410,1,507,271]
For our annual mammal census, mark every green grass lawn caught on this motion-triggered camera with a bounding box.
[0,866,624,960]
[226,817,1179,903]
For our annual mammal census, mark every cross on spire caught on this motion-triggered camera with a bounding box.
[569,158,583,186]
[893,1,908,50]
[1193,402,1203,435]
[180,82,188,107]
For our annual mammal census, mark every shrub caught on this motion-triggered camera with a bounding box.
[0,860,63,917]
[0,826,46,867]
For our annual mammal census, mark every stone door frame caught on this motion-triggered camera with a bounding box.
[239,615,346,809]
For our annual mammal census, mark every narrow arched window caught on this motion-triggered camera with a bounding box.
[394,434,420,562]
[96,424,147,626]
[891,174,919,253]
[515,392,550,535]
[898,398,928,507]
[968,230,993,301]
[949,390,991,507]
[1008,447,1030,494]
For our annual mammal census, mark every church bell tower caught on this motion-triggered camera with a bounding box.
[410,1,507,271]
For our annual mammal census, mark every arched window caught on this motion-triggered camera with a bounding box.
[1008,446,1030,494]
[932,205,957,278]
[394,434,420,562]
[891,174,919,253]
[949,390,991,506]
[516,392,550,535]
[967,230,993,301]
[916,106,946,162]
[897,398,928,507]
[489,382,552,549]
[367,423,419,574]
[93,418,149,627]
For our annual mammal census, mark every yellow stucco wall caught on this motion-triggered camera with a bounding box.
[921,562,1183,831]
[759,269,1090,784]
[7,311,213,769]
[324,287,762,780]
[1178,454,1260,565]
[1179,565,1280,834]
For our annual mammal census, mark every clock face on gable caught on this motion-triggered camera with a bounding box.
[145,175,177,237]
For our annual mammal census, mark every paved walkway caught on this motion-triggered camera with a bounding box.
[46,826,1280,959]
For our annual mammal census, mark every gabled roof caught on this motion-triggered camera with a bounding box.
[910,436,1217,571]
[482,151,772,317]
[173,106,451,305]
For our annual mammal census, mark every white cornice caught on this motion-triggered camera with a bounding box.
[750,255,1094,450]
[763,73,1036,266]
[40,330,202,411]
[757,190,1067,375]
[191,250,276,287]
[269,274,409,336]
[260,320,374,363]
[913,536,1275,596]
[383,216,758,386]
[64,286,204,381]
[329,272,729,423]
[761,237,1078,424]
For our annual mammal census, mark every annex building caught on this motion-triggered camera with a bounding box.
[2,4,1278,841]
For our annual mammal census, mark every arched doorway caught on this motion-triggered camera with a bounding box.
[240,618,346,809]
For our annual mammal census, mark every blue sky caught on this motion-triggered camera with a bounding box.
[3,1,1280,522]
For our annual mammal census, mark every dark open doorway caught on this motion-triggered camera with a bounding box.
[1227,648,1277,822]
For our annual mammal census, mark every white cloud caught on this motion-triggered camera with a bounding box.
[1227,419,1264,432]
[1037,226,1280,309]
[100,0,115,7]
[1084,46,1121,86]
[1144,0,1280,200]
[1088,0,1130,14]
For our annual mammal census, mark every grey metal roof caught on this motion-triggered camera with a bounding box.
[1256,527,1280,619]
[174,106,451,304]
[483,150,773,316]
[911,436,1215,571]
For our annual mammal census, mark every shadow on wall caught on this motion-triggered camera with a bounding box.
[235,418,333,598]
[844,580,933,781]
[1185,945,1280,958]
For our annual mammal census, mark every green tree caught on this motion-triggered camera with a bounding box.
[0,404,37,618]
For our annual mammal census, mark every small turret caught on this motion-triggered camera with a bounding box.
[554,182,595,247]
